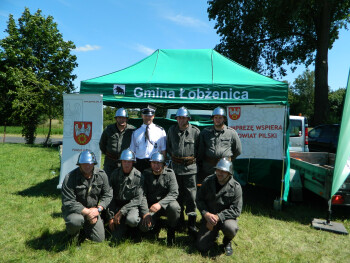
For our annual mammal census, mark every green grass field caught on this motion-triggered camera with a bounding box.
[0,144,349,263]
[1,119,64,136]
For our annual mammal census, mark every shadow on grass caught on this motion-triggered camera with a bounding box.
[51,212,62,218]
[108,218,224,259]
[17,176,61,198]
[242,184,350,225]
[26,229,69,252]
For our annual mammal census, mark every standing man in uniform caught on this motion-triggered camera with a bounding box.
[139,152,181,246]
[130,105,166,173]
[107,148,144,241]
[167,106,200,236]
[196,158,242,256]
[61,150,113,243]
[197,106,242,183]
[99,107,135,177]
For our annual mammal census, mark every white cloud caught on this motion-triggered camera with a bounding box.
[164,14,210,30]
[74,44,101,52]
[134,44,155,56]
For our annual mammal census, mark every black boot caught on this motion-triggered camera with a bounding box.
[223,237,233,256]
[167,227,176,246]
[187,215,198,237]
[176,209,186,232]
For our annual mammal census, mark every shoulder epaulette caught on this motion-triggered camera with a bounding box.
[164,167,174,173]
[155,124,164,130]
[191,125,200,132]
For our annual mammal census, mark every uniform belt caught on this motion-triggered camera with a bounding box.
[171,156,196,166]
[105,151,120,161]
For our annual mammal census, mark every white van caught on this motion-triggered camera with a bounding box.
[289,115,309,152]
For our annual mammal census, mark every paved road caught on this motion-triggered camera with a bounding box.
[0,135,63,145]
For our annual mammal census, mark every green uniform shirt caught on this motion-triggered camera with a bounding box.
[107,167,144,219]
[61,166,113,216]
[198,125,242,176]
[167,123,200,175]
[99,123,135,161]
[140,167,179,215]
[196,174,242,222]
[198,125,242,160]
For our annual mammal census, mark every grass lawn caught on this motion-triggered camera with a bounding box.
[0,144,349,263]
[1,119,64,136]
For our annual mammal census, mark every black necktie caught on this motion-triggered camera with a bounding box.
[145,125,150,142]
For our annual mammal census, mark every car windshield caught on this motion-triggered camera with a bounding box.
[289,119,302,137]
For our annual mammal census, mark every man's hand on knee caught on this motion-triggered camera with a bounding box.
[204,212,219,230]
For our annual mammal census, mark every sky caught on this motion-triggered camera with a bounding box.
[1,0,350,92]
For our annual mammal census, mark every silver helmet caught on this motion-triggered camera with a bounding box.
[119,148,136,162]
[150,152,165,163]
[114,108,128,118]
[211,107,226,117]
[76,150,98,165]
[214,158,233,175]
[175,106,191,119]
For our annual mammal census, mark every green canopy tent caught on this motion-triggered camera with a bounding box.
[80,49,290,201]
[81,49,287,108]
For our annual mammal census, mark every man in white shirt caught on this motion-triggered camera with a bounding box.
[130,106,166,172]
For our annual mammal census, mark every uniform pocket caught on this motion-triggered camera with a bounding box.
[90,183,102,195]
[75,185,87,199]
[220,138,231,147]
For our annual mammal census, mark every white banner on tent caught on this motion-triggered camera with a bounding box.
[227,105,286,160]
[57,94,103,189]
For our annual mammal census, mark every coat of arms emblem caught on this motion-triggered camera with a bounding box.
[74,121,92,145]
[228,107,241,120]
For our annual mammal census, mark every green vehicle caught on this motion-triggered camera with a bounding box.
[289,151,350,206]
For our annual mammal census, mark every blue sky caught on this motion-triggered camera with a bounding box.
[1,0,349,91]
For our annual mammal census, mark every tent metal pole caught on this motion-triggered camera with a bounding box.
[326,199,333,225]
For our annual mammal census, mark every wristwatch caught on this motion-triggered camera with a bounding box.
[97,207,102,213]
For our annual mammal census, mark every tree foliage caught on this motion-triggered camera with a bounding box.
[289,69,315,120]
[288,70,345,125]
[208,0,350,125]
[0,8,77,143]
[328,88,346,123]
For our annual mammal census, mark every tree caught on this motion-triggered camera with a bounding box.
[289,69,315,121]
[328,88,346,123]
[0,8,77,144]
[208,0,350,125]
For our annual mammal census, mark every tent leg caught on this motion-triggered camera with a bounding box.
[274,159,285,211]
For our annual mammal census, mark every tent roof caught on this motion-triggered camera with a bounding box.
[80,49,288,108]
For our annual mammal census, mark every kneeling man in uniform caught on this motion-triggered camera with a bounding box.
[139,152,181,246]
[107,148,144,241]
[61,150,112,243]
[196,158,242,256]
